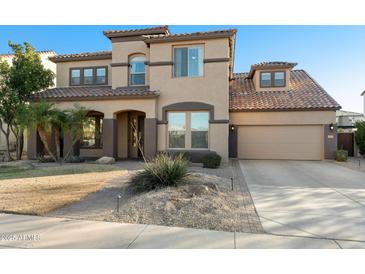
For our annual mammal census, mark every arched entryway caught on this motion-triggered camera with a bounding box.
[115,110,146,159]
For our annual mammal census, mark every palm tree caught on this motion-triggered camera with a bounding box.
[62,104,90,161]
[50,109,68,161]
[26,101,59,162]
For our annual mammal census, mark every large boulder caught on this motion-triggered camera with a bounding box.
[95,156,115,165]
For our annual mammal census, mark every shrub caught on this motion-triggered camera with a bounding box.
[336,150,348,162]
[131,153,188,192]
[355,121,365,156]
[202,152,222,169]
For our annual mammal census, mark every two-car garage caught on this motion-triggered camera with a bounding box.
[229,111,337,161]
[237,125,322,160]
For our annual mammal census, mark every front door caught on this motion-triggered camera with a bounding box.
[128,112,145,159]
[138,116,144,158]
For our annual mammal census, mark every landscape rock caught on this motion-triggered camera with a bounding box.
[183,184,210,196]
[203,182,219,191]
[106,172,258,233]
[95,157,115,165]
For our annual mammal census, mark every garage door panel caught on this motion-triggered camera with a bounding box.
[238,125,322,160]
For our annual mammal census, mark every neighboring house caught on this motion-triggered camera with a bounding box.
[0,50,56,152]
[28,26,340,162]
[336,110,365,132]
[336,110,364,157]
[362,90,365,115]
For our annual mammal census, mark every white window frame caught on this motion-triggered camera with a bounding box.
[129,55,146,86]
[173,45,204,78]
[167,111,209,150]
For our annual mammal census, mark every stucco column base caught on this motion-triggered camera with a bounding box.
[103,118,117,158]
[144,118,157,160]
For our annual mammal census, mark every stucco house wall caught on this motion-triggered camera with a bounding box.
[149,38,230,161]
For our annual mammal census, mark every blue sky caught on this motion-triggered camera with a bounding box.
[1,25,364,112]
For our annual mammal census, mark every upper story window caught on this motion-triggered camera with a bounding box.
[70,66,108,86]
[129,55,146,86]
[83,68,93,85]
[260,71,286,88]
[70,69,81,85]
[173,45,204,78]
[96,67,107,84]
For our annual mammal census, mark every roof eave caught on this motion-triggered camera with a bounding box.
[49,54,112,63]
[229,107,341,112]
[31,93,159,102]
[103,26,169,39]
[144,31,236,44]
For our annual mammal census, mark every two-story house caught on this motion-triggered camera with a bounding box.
[29,26,340,162]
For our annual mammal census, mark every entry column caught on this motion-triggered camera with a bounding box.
[144,118,157,160]
[103,118,118,158]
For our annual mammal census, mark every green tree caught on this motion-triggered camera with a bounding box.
[0,42,54,160]
[355,121,365,156]
[0,61,16,160]
[50,109,68,161]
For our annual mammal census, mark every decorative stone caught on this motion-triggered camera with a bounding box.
[95,156,115,165]
[184,184,210,196]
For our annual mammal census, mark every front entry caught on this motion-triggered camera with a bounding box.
[117,111,145,159]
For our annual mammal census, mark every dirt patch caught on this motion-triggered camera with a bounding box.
[106,173,253,233]
[0,171,124,215]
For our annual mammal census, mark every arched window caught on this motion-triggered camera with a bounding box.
[129,55,146,86]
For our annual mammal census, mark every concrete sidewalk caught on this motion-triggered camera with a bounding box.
[0,213,347,248]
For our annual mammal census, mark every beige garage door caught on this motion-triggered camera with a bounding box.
[237,125,322,160]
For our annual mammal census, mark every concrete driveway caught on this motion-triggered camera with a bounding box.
[239,160,365,246]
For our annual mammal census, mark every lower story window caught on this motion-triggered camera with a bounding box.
[168,112,186,148]
[191,112,209,148]
[82,114,103,148]
[168,111,209,149]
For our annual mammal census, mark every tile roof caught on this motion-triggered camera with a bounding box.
[247,61,298,78]
[103,26,169,38]
[144,29,237,43]
[31,86,159,101]
[230,70,341,111]
[49,51,112,63]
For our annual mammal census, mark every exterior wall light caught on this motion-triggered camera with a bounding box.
[329,123,334,131]
[230,125,235,132]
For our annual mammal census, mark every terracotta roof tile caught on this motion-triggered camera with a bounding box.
[230,70,341,111]
[49,51,112,62]
[144,29,237,43]
[103,26,169,38]
[31,86,159,101]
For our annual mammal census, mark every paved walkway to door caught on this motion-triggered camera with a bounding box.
[239,160,365,245]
